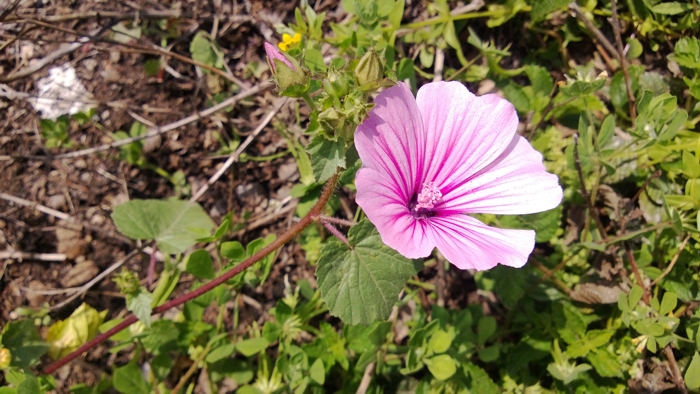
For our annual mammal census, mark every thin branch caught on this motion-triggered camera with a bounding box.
[610,0,636,125]
[651,235,690,287]
[529,259,573,297]
[0,251,67,262]
[569,3,619,62]
[17,83,269,161]
[4,11,251,24]
[190,97,286,202]
[47,250,140,311]
[663,345,688,394]
[0,193,70,221]
[624,242,649,304]
[573,135,607,242]
[43,173,340,374]
[356,362,376,394]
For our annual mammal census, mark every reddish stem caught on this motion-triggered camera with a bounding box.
[43,173,340,375]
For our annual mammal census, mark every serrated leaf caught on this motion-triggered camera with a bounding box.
[185,249,215,280]
[127,289,153,328]
[587,348,622,378]
[112,199,214,255]
[306,136,345,183]
[316,219,422,325]
[463,363,499,393]
[113,362,150,394]
[0,320,49,369]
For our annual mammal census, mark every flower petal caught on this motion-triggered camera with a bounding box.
[355,83,426,203]
[440,136,563,215]
[356,168,434,259]
[416,82,518,192]
[428,214,535,270]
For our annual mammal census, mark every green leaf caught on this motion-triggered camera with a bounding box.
[316,219,422,325]
[659,292,677,316]
[425,354,457,381]
[682,151,700,178]
[478,345,500,362]
[304,47,326,72]
[113,362,150,394]
[236,337,269,357]
[598,115,615,148]
[652,2,692,15]
[17,374,40,394]
[306,136,345,183]
[189,31,222,69]
[206,343,236,364]
[221,241,245,261]
[629,285,644,308]
[587,348,622,378]
[310,358,325,385]
[686,352,700,389]
[428,330,453,354]
[463,363,499,392]
[531,0,569,21]
[477,316,497,346]
[525,65,554,96]
[0,320,49,369]
[112,199,214,255]
[185,249,215,280]
[127,289,153,328]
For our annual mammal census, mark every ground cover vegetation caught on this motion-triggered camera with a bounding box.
[1,0,700,392]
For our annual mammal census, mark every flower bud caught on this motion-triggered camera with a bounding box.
[323,68,351,101]
[354,49,384,89]
[263,42,308,95]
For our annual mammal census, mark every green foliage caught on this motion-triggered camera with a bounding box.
[111,199,214,254]
[39,115,72,148]
[316,219,423,325]
[0,320,48,369]
[11,1,700,392]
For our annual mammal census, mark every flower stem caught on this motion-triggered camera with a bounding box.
[301,91,316,111]
[317,215,355,227]
[43,173,340,375]
[321,221,350,246]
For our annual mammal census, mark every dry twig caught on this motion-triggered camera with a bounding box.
[190,97,287,202]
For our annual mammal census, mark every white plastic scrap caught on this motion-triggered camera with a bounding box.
[29,63,94,120]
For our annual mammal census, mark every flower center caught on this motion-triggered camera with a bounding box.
[410,182,442,220]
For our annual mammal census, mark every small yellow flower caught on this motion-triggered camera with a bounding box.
[277,33,302,52]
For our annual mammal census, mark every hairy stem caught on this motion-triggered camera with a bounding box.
[43,173,340,375]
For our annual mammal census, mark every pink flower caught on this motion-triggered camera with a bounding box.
[354,82,563,270]
[264,42,294,74]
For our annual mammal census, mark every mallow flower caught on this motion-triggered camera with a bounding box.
[354,82,563,270]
